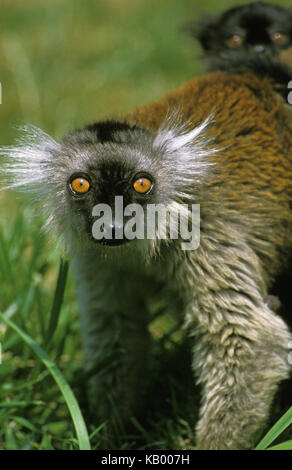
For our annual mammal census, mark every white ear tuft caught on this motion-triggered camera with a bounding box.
[153,110,217,198]
[0,124,61,193]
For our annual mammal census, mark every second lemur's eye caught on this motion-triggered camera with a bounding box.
[133,176,152,194]
[271,32,287,45]
[227,34,243,48]
[70,176,91,194]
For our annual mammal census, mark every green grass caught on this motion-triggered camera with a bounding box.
[0,306,91,450]
[0,0,292,450]
[256,407,292,450]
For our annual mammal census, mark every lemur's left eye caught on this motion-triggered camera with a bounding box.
[70,176,91,194]
[133,176,152,194]
[227,34,243,48]
[271,32,287,45]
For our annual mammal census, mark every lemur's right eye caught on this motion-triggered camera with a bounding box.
[227,34,243,48]
[271,32,287,45]
[70,176,91,194]
[133,176,152,194]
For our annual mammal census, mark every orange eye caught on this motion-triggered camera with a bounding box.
[70,176,91,194]
[133,176,152,194]
[271,32,287,45]
[227,34,243,48]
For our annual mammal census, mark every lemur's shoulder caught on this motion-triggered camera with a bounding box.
[125,70,290,142]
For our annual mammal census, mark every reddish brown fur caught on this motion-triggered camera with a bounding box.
[125,71,292,286]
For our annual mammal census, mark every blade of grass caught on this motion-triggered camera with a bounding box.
[266,440,292,450]
[255,407,292,450]
[0,310,91,450]
[45,258,69,345]
[89,422,107,440]
[12,416,39,433]
[0,227,15,286]
[0,400,45,408]
[130,416,151,441]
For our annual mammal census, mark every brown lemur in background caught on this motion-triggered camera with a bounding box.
[1,52,292,449]
[184,1,292,69]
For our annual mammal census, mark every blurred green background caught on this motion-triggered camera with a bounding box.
[0,0,290,141]
[0,0,291,450]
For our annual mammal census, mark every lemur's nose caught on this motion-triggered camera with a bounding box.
[254,44,265,52]
[91,217,133,246]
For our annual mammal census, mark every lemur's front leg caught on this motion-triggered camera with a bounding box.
[71,254,151,438]
[184,234,291,450]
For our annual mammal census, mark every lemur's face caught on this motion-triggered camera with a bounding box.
[63,123,159,247]
[220,2,292,55]
[187,2,292,60]
[1,115,215,255]
[61,120,211,251]
[1,118,213,252]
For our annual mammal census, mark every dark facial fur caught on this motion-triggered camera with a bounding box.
[64,122,159,246]
[185,1,292,67]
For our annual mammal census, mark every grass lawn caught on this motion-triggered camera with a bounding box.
[0,0,291,450]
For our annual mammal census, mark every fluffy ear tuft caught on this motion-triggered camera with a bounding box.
[0,124,61,194]
[0,125,64,237]
[153,110,217,201]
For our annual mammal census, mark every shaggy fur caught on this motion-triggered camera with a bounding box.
[125,71,292,449]
[1,67,292,449]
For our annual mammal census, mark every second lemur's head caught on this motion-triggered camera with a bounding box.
[185,2,292,66]
[1,115,215,256]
